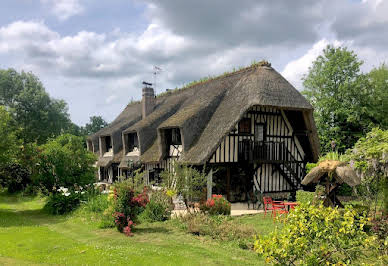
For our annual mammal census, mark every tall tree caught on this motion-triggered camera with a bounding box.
[0,69,72,144]
[367,64,388,129]
[302,45,383,152]
[82,116,108,135]
[0,106,20,169]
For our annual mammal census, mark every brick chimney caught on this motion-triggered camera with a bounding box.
[142,85,155,119]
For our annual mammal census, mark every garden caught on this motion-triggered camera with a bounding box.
[0,45,387,265]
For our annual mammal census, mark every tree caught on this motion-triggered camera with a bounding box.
[302,45,384,152]
[82,116,108,135]
[345,128,388,215]
[367,64,388,129]
[0,69,73,144]
[37,134,97,192]
[0,106,19,169]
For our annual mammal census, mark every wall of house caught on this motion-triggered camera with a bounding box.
[209,105,304,163]
[208,105,306,193]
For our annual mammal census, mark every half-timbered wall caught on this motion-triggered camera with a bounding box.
[209,106,304,163]
[209,105,306,193]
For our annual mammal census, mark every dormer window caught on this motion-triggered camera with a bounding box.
[165,128,182,157]
[101,136,113,155]
[105,137,112,152]
[126,133,139,153]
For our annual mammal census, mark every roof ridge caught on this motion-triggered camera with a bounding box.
[123,60,272,108]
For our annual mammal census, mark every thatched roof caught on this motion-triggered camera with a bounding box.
[335,166,360,187]
[302,160,361,187]
[90,63,320,166]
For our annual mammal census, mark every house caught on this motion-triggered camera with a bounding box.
[87,61,319,202]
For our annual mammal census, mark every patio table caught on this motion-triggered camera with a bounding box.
[283,202,299,211]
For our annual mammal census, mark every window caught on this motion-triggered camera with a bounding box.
[166,128,181,146]
[127,133,139,152]
[171,128,181,145]
[238,118,251,134]
[255,124,265,142]
[102,136,112,153]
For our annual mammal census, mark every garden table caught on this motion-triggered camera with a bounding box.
[283,202,299,211]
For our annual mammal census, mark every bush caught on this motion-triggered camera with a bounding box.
[82,194,109,214]
[295,190,315,204]
[37,134,97,193]
[177,212,256,243]
[139,190,172,222]
[370,215,388,255]
[200,194,231,215]
[337,183,353,196]
[44,187,87,215]
[110,180,149,236]
[254,204,377,265]
[0,163,31,193]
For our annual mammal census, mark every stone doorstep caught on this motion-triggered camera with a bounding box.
[171,209,263,217]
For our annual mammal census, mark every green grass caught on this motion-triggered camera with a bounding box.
[0,192,274,265]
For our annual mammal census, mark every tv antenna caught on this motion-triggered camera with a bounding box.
[153,66,162,91]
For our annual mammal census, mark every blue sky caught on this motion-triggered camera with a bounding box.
[0,0,387,125]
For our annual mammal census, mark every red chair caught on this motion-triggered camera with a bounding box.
[263,197,275,217]
[272,201,289,218]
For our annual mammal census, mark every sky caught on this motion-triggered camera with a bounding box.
[0,0,387,126]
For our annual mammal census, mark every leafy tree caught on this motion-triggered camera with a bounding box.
[37,134,97,192]
[82,116,108,135]
[0,69,73,144]
[302,45,385,152]
[0,106,20,169]
[345,128,388,215]
[367,64,388,129]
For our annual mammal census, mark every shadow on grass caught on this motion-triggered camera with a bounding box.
[0,208,65,228]
[134,226,171,235]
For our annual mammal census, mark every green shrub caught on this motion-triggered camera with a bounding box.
[0,163,31,193]
[296,190,315,204]
[337,183,353,196]
[139,200,170,222]
[37,134,97,193]
[83,194,109,214]
[254,204,377,265]
[370,215,388,255]
[200,194,231,215]
[44,188,87,215]
[139,190,172,222]
[178,212,256,243]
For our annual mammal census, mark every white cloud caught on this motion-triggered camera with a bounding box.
[1,0,388,125]
[41,0,84,21]
[282,39,343,90]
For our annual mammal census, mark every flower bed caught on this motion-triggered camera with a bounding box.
[200,194,231,215]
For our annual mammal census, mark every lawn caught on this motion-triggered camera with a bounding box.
[0,192,273,265]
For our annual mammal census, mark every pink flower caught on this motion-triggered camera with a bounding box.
[123,226,133,236]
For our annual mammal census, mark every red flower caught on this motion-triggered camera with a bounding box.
[123,226,133,236]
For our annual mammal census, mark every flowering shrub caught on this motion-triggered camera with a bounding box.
[139,190,173,222]
[44,186,88,214]
[370,215,388,255]
[254,204,378,265]
[200,194,231,215]
[110,180,149,236]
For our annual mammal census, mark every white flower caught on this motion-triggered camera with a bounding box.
[81,191,85,195]
[75,191,79,194]
[64,192,71,197]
